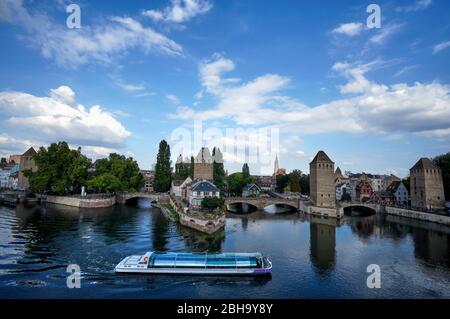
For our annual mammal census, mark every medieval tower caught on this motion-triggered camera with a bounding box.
[410,158,445,209]
[309,150,336,208]
[193,147,214,181]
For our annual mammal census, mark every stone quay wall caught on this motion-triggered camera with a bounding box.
[179,214,226,234]
[168,195,225,234]
[46,195,116,208]
[385,206,450,226]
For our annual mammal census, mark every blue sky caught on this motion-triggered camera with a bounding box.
[0,0,449,177]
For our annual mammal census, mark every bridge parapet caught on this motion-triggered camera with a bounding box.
[116,192,168,204]
[224,197,300,210]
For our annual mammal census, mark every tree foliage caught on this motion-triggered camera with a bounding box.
[242,163,250,181]
[275,174,289,193]
[25,141,143,194]
[227,172,246,196]
[154,140,172,192]
[0,157,6,169]
[340,193,351,202]
[174,160,190,181]
[190,156,195,179]
[90,153,143,193]
[288,169,302,193]
[300,174,310,195]
[201,196,224,212]
[433,152,450,200]
[25,142,91,194]
[87,173,123,193]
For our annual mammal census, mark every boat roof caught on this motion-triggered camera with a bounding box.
[149,252,262,258]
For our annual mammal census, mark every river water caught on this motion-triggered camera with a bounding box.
[0,199,448,298]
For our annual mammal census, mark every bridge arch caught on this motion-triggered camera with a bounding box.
[341,204,376,216]
[225,200,259,213]
[262,202,298,212]
[116,193,163,205]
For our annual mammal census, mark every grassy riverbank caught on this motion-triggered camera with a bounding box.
[154,203,180,222]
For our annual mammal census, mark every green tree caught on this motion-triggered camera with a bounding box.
[227,172,246,196]
[433,152,450,200]
[341,193,351,202]
[87,173,123,193]
[275,174,289,193]
[154,140,172,192]
[174,158,189,181]
[242,163,250,182]
[92,153,143,192]
[212,148,226,192]
[25,142,91,194]
[190,156,195,179]
[0,157,6,169]
[201,196,224,212]
[288,170,301,193]
[300,174,310,195]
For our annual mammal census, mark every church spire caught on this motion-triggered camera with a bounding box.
[274,154,279,174]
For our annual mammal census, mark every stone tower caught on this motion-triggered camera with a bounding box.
[193,147,213,181]
[410,158,445,209]
[310,150,336,208]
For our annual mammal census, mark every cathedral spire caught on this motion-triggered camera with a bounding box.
[274,154,279,174]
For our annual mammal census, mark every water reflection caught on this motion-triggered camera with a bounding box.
[309,219,336,273]
[177,224,225,252]
[0,200,449,298]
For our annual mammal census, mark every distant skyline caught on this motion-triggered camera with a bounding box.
[1,0,450,177]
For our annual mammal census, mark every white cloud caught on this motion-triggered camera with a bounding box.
[0,85,131,149]
[394,65,419,77]
[81,146,119,160]
[0,0,183,67]
[166,94,181,104]
[170,55,450,140]
[370,23,404,45]
[117,83,146,93]
[331,22,364,37]
[396,0,432,12]
[296,150,306,157]
[142,0,212,24]
[433,40,450,55]
[0,134,37,157]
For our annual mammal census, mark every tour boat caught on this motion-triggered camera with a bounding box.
[115,251,272,276]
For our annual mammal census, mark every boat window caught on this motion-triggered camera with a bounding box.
[175,254,206,268]
[148,252,262,269]
[152,253,177,268]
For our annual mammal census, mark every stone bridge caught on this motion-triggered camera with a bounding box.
[224,197,300,211]
[116,192,168,204]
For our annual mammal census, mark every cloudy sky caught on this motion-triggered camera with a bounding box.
[0,0,449,177]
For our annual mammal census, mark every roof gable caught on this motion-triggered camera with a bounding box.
[310,150,334,164]
[191,180,219,192]
[410,157,439,171]
[22,147,36,157]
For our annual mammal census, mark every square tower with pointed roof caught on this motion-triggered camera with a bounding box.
[193,147,214,181]
[309,150,336,208]
[410,158,445,209]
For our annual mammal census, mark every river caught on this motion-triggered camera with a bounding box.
[0,199,448,298]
